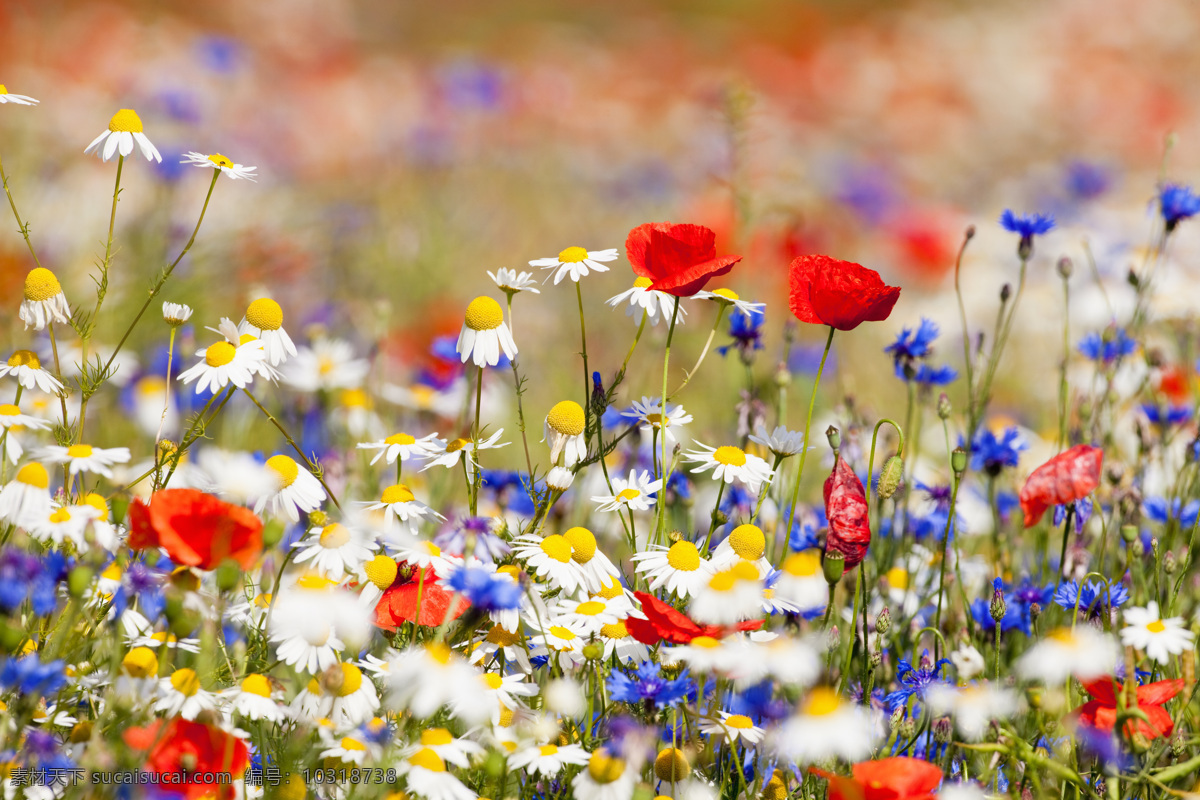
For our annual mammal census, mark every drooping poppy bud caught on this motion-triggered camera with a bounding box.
[1018,444,1103,528]
[824,454,871,572]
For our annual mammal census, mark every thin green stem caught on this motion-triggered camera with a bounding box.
[242,387,341,510]
[575,281,591,433]
[782,326,835,559]
[654,299,681,541]
[667,304,726,401]
[155,327,177,445]
[0,152,43,269]
[620,310,649,376]
[471,366,483,515]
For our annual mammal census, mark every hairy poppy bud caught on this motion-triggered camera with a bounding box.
[877,455,903,500]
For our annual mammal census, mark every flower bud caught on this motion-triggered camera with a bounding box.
[890,706,905,731]
[826,426,841,453]
[1165,550,1178,575]
[1121,524,1138,544]
[826,625,840,651]
[937,393,952,420]
[1000,283,1012,303]
[1127,269,1140,288]
[1025,686,1043,710]
[822,549,846,585]
[1151,537,1160,559]
[774,363,791,389]
[1029,603,1042,624]
[582,642,604,662]
[308,510,330,528]
[215,559,241,593]
[1132,537,1146,558]
[67,566,94,598]
[262,519,286,548]
[1017,236,1033,261]
[989,587,1007,623]
[964,224,976,240]
[876,606,891,636]
[1056,257,1073,280]
[933,717,953,744]
[877,455,904,500]
[319,663,345,695]
[951,447,968,475]
[869,649,882,670]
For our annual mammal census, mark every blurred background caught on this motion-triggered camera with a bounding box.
[1,0,1199,451]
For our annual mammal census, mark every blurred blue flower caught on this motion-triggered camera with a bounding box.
[1052,496,1093,532]
[0,656,67,696]
[447,566,523,611]
[971,578,1052,636]
[718,309,765,359]
[434,517,511,563]
[1065,161,1110,201]
[964,426,1027,475]
[1159,183,1200,229]
[1144,497,1200,528]
[196,35,241,73]
[786,506,825,551]
[886,319,940,362]
[1142,403,1191,427]
[1053,580,1128,618]
[1078,328,1137,365]
[608,661,691,709]
[999,210,1055,238]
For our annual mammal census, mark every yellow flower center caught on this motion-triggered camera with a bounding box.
[267,454,299,488]
[558,246,589,263]
[0,405,16,417]
[420,541,442,557]
[48,508,72,524]
[82,492,109,517]
[666,540,701,571]
[426,642,452,665]
[0,86,6,94]
[16,463,49,489]
[708,571,737,592]
[601,621,629,639]
[617,488,641,502]
[385,432,417,446]
[246,297,284,331]
[340,737,367,752]
[713,445,747,466]
[102,563,122,581]
[886,567,909,590]
[482,672,504,690]
[547,401,586,436]
[711,288,740,302]
[730,559,759,581]
[486,624,521,647]
[205,341,236,367]
[724,714,753,729]
[241,674,272,697]
[422,728,454,746]
[7,350,40,369]
[633,276,653,289]
[549,625,577,642]
[121,647,158,678]
[690,635,721,649]
[67,444,93,459]
[804,687,842,716]
[341,388,369,408]
[334,663,363,697]
[464,296,504,331]
[575,600,606,616]
[539,744,559,756]
[783,551,822,578]
[319,524,350,548]
[381,483,415,504]
[727,524,765,560]
[446,438,471,453]
[498,704,515,727]
[408,748,446,773]
[364,555,398,590]
[205,153,234,169]
[598,576,624,599]
[108,109,144,133]
[1148,620,1167,633]
[539,534,573,563]
[587,752,626,784]
[644,413,665,428]
[563,526,597,563]
[170,668,201,697]
[1047,628,1078,646]
[23,268,62,302]
[497,564,522,581]
[296,574,338,590]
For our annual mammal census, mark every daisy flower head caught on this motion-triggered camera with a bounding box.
[699,711,765,747]
[695,287,766,318]
[606,277,688,326]
[282,337,370,392]
[28,502,100,549]
[177,329,266,395]
[531,246,619,285]
[269,577,372,674]
[1016,626,1119,683]
[710,523,770,574]
[623,397,693,446]
[668,634,745,674]
[255,454,326,522]
[630,539,713,598]
[513,533,590,596]
[456,296,517,368]
[689,560,764,626]
[683,442,773,493]
[0,86,38,105]
[509,742,592,776]
[0,404,51,464]
[19,268,71,331]
[926,683,1018,741]
[530,620,590,667]
[489,267,540,295]
[154,667,218,720]
[239,297,298,366]
[546,465,575,492]
[410,728,486,768]
[544,400,587,466]
[356,431,440,467]
[561,525,622,593]
[773,550,828,613]
[388,642,489,723]
[572,748,640,800]
[1121,602,1195,664]
[422,429,509,478]
[292,521,377,580]
[771,686,876,763]
[35,444,130,478]
[552,595,623,635]
[223,673,288,723]
[181,151,257,181]
[85,108,162,162]
[396,747,476,800]
[748,423,810,458]
[592,469,662,513]
[161,302,193,327]
[360,482,444,538]
[0,350,64,395]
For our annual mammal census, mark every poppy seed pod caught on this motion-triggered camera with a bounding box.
[822,549,846,585]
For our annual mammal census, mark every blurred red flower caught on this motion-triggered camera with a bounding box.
[789,254,901,330]
[812,757,943,800]
[124,717,249,800]
[374,566,470,630]
[625,222,742,297]
[626,590,762,645]
[1018,444,1103,527]
[824,454,871,572]
[128,488,263,571]
[1073,677,1182,740]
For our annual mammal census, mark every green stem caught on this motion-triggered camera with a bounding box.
[242,387,341,510]
[575,281,591,433]
[667,304,726,400]
[155,327,177,445]
[470,366,483,515]
[653,298,681,541]
[782,326,835,559]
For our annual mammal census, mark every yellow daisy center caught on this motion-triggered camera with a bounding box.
[341,388,369,408]
[587,752,626,784]
[0,405,17,417]
[364,555,398,590]
[539,534,573,563]
[16,463,49,489]
[575,600,606,616]
[421,728,454,746]
[48,508,72,524]
[23,268,62,302]
[633,276,653,289]
[246,297,284,331]
[563,526,597,563]
[539,744,559,756]
[483,673,503,690]
[617,488,641,502]
[446,438,471,453]
[296,574,337,591]
[666,540,701,571]
[408,748,446,773]
[340,738,367,752]
[7,350,40,369]
[385,432,417,446]
[121,647,158,678]
[727,524,765,560]
[886,567,909,590]
[426,642,452,665]
[804,687,842,716]
[1047,628,1078,646]
[267,454,299,488]
[137,376,167,396]
[241,674,272,697]
[0,86,6,94]
[381,483,415,504]
[419,541,442,557]
[597,576,624,599]
[1148,620,1167,633]
[464,296,504,331]
[724,714,753,729]
[101,563,122,581]
[207,153,234,169]
[690,636,721,649]
[497,564,523,581]
[601,621,629,639]
[783,551,822,577]
[730,559,759,581]
[713,445,747,466]
[486,625,521,646]
[558,246,589,263]
[711,288,740,302]
[67,444,93,459]
[708,571,737,592]
[547,401,586,436]
[205,341,236,367]
[644,413,665,428]
[108,109,144,133]
[82,492,109,517]
[498,705,516,727]
[170,668,201,697]
[549,625,577,642]
[319,523,350,548]
[333,663,363,697]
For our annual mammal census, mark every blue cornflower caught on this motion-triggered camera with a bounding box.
[999,210,1056,238]
[970,578,1052,637]
[916,480,953,513]
[718,309,765,360]
[607,661,692,710]
[1053,580,1128,619]
[434,517,511,563]
[1144,497,1200,528]
[1052,496,1093,533]
[1065,161,1110,201]
[884,651,952,711]
[786,506,825,551]
[728,681,790,724]
[1159,183,1200,230]
[664,470,692,502]
[965,426,1027,476]
[1078,328,1137,365]
[886,319,940,362]
[446,566,523,611]
[1141,403,1192,427]
[788,343,837,376]
[0,656,67,696]
[912,363,957,385]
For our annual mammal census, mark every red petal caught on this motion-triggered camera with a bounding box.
[1018,445,1103,528]
[851,758,944,799]
[632,591,705,644]
[1080,677,1119,705]
[375,568,470,628]
[1137,678,1184,706]
[789,254,901,330]
[824,454,871,571]
[625,222,740,297]
[1072,700,1109,729]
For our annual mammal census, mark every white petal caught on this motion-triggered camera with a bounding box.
[102,132,120,161]
[84,130,108,154]
[118,131,134,157]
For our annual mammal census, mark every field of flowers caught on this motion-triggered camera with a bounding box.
[6,1,1200,800]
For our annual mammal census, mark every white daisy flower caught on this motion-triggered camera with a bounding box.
[391,540,458,578]
[321,736,377,766]
[512,533,590,596]
[193,448,278,505]
[622,397,693,446]
[77,492,122,552]
[950,644,986,682]
[359,483,444,538]
[177,330,267,394]
[19,268,71,331]
[268,578,368,674]
[667,634,745,674]
[388,643,490,724]
[597,619,650,664]
[456,296,518,368]
[356,431,440,467]
[84,108,162,162]
[708,523,771,575]
[409,728,486,768]
[292,521,377,580]
[0,350,64,395]
[238,298,297,366]
[682,442,774,493]
[733,633,822,688]
[772,551,828,612]
[529,620,589,668]
[551,596,622,635]
[0,463,53,528]
[154,668,218,720]
[699,711,765,747]
[294,661,381,728]
[489,268,541,295]
[688,561,764,626]
[630,540,713,599]
[181,151,257,181]
[396,748,476,800]
[222,674,289,723]
[282,337,370,392]
[769,687,876,763]
[0,403,51,464]
[546,466,575,492]
[255,454,326,522]
[748,423,810,458]
[543,400,587,466]
[422,429,509,479]
[0,86,38,105]
[592,469,662,513]
[606,277,687,326]
[468,624,534,674]
[509,742,592,775]
[694,287,766,318]
[531,246,619,285]
[162,302,193,326]
[1120,602,1196,664]
[560,526,621,594]
[926,683,1018,741]
[1015,626,1119,683]
[572,749,640,800]
[27,503,100,550]
[35,443,130,479]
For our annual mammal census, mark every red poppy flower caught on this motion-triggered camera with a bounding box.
[128,488,264,571]
[374,566,470,630]
[124,717,249,800]
[1018,444,1103,527]
[788,254,901,330]
[626,591,762,645]
[811,757,943,800]
[625,222,743,297]
[824,454,871,572]
[1072,677,1182,740]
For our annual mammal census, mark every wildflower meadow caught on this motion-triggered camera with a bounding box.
[5,4,1200,800]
